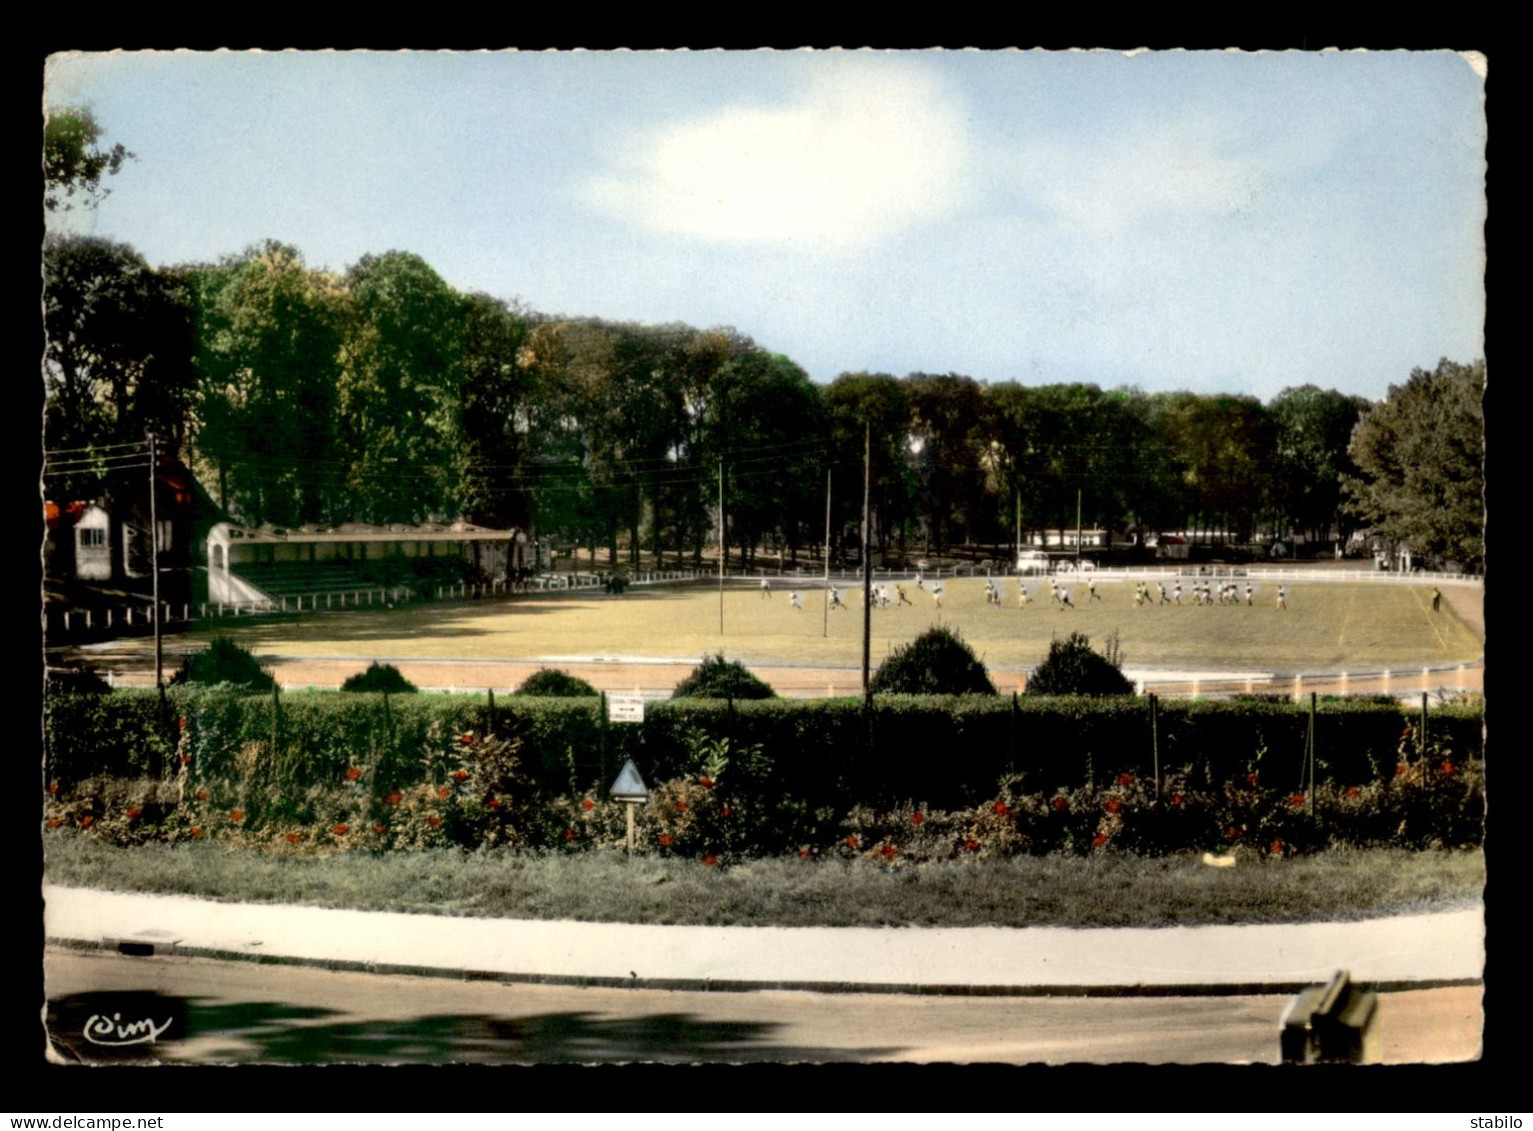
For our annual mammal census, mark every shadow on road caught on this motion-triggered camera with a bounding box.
[47,990,901,1065]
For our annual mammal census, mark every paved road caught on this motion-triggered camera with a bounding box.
[43,950,1482,1066]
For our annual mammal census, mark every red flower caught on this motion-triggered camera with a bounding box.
[125,807,142,820]
[427,815,442,828]
[1105,799,1122,814]
[48,782,58,795]
[372,824,387,835]
[1171,793,1185,807]
[196,789,210,802]
[46,818,61,829]
[1289,793,1307,808]
[80,815,94,828]
[911,811,925,826]
[580,798,596,811]
[703,854,719,867]
[331,823,349,836]
[437,787,451,800]
[177,716,186,730]
[190,827,203,839]
[697,777,715,789]
[1396,764,1408,776]
[1245,773,1260,787]
[564,827,578,842]
[1051,796,1069,812]
[1091,833,1108,847]
[285,833,302,844]
[1440,762,1457,777]
[1401,725,1414,739]
[964,837,981,852]
[385,791,403,806]
[1270,839,1285,855]
[345,767,362,782]
[460,734,474,746]
[658,834,673,847]
[844,834,859,848]
[720,806,732,818]
[180,754,191,765]
[1115,773,1134,786]
[230,809,244,823]
[675,801,688,813]
[1346,786,1361,798]
[1226,826,1240,839]
[798,848,810,858]
[487,797,501,809]
[453,769,469,782]
[879,843,897,860]
[992,801,1010,817]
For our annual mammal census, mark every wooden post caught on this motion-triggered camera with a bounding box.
[1308,691,1317,821]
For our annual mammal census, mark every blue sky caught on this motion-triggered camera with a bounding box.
[43,49,1486,402]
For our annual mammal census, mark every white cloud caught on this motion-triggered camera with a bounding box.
[1007,109,1351,237]
[580,65,973,246]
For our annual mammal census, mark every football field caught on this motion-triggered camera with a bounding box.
[168,575,1482,676]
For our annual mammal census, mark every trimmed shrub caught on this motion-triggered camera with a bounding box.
[46,668,113,695]
[170,637,276,691]
[516,668,599,697]
[870,625,997,695]
[340,663,418,694]
[672,653,776,700]
[1026,632,1135,696]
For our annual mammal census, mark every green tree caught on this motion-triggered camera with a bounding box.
[455,292,532,529]
[672,654,776,700]
[904,373,986,553]
[339,251,463,522]
[869,625,996,695]
[1268,385,1369,545]
[696,348,826,569]
[340,662,417,693]
[1027,632,1135,696]
[515,668,599,697]
[44,107,134,212]
[43,234,195,497]
[825,372,913,565]
[1346,359,1484,571]
[188,242,346,525]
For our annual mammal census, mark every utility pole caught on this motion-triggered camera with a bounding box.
[1075,487,1083,569]
[823,467,832,639]
[1014,487,1021,569]
[862,423,872,696]
[148,432,162,691]
[718,459,725,634]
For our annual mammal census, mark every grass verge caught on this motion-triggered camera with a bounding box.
[44,835,1484,929]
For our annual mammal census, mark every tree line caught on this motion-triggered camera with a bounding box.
[41,233,1485,572]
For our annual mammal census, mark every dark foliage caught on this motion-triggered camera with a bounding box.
[870,625,996,695]
[340,662,417,694]
[46,668,113,695]
[516,668,600,697]
[672,653,776,700]
[1027,632,1135,697]
[169,637,276,691]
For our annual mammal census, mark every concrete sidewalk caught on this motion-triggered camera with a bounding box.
[43,885,1484,995]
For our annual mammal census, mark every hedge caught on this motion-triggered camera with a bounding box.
[44,688,1484,812]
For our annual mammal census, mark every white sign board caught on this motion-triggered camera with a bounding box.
[607,692,646,723]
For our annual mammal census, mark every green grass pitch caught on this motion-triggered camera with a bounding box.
[190,576,1480,674]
